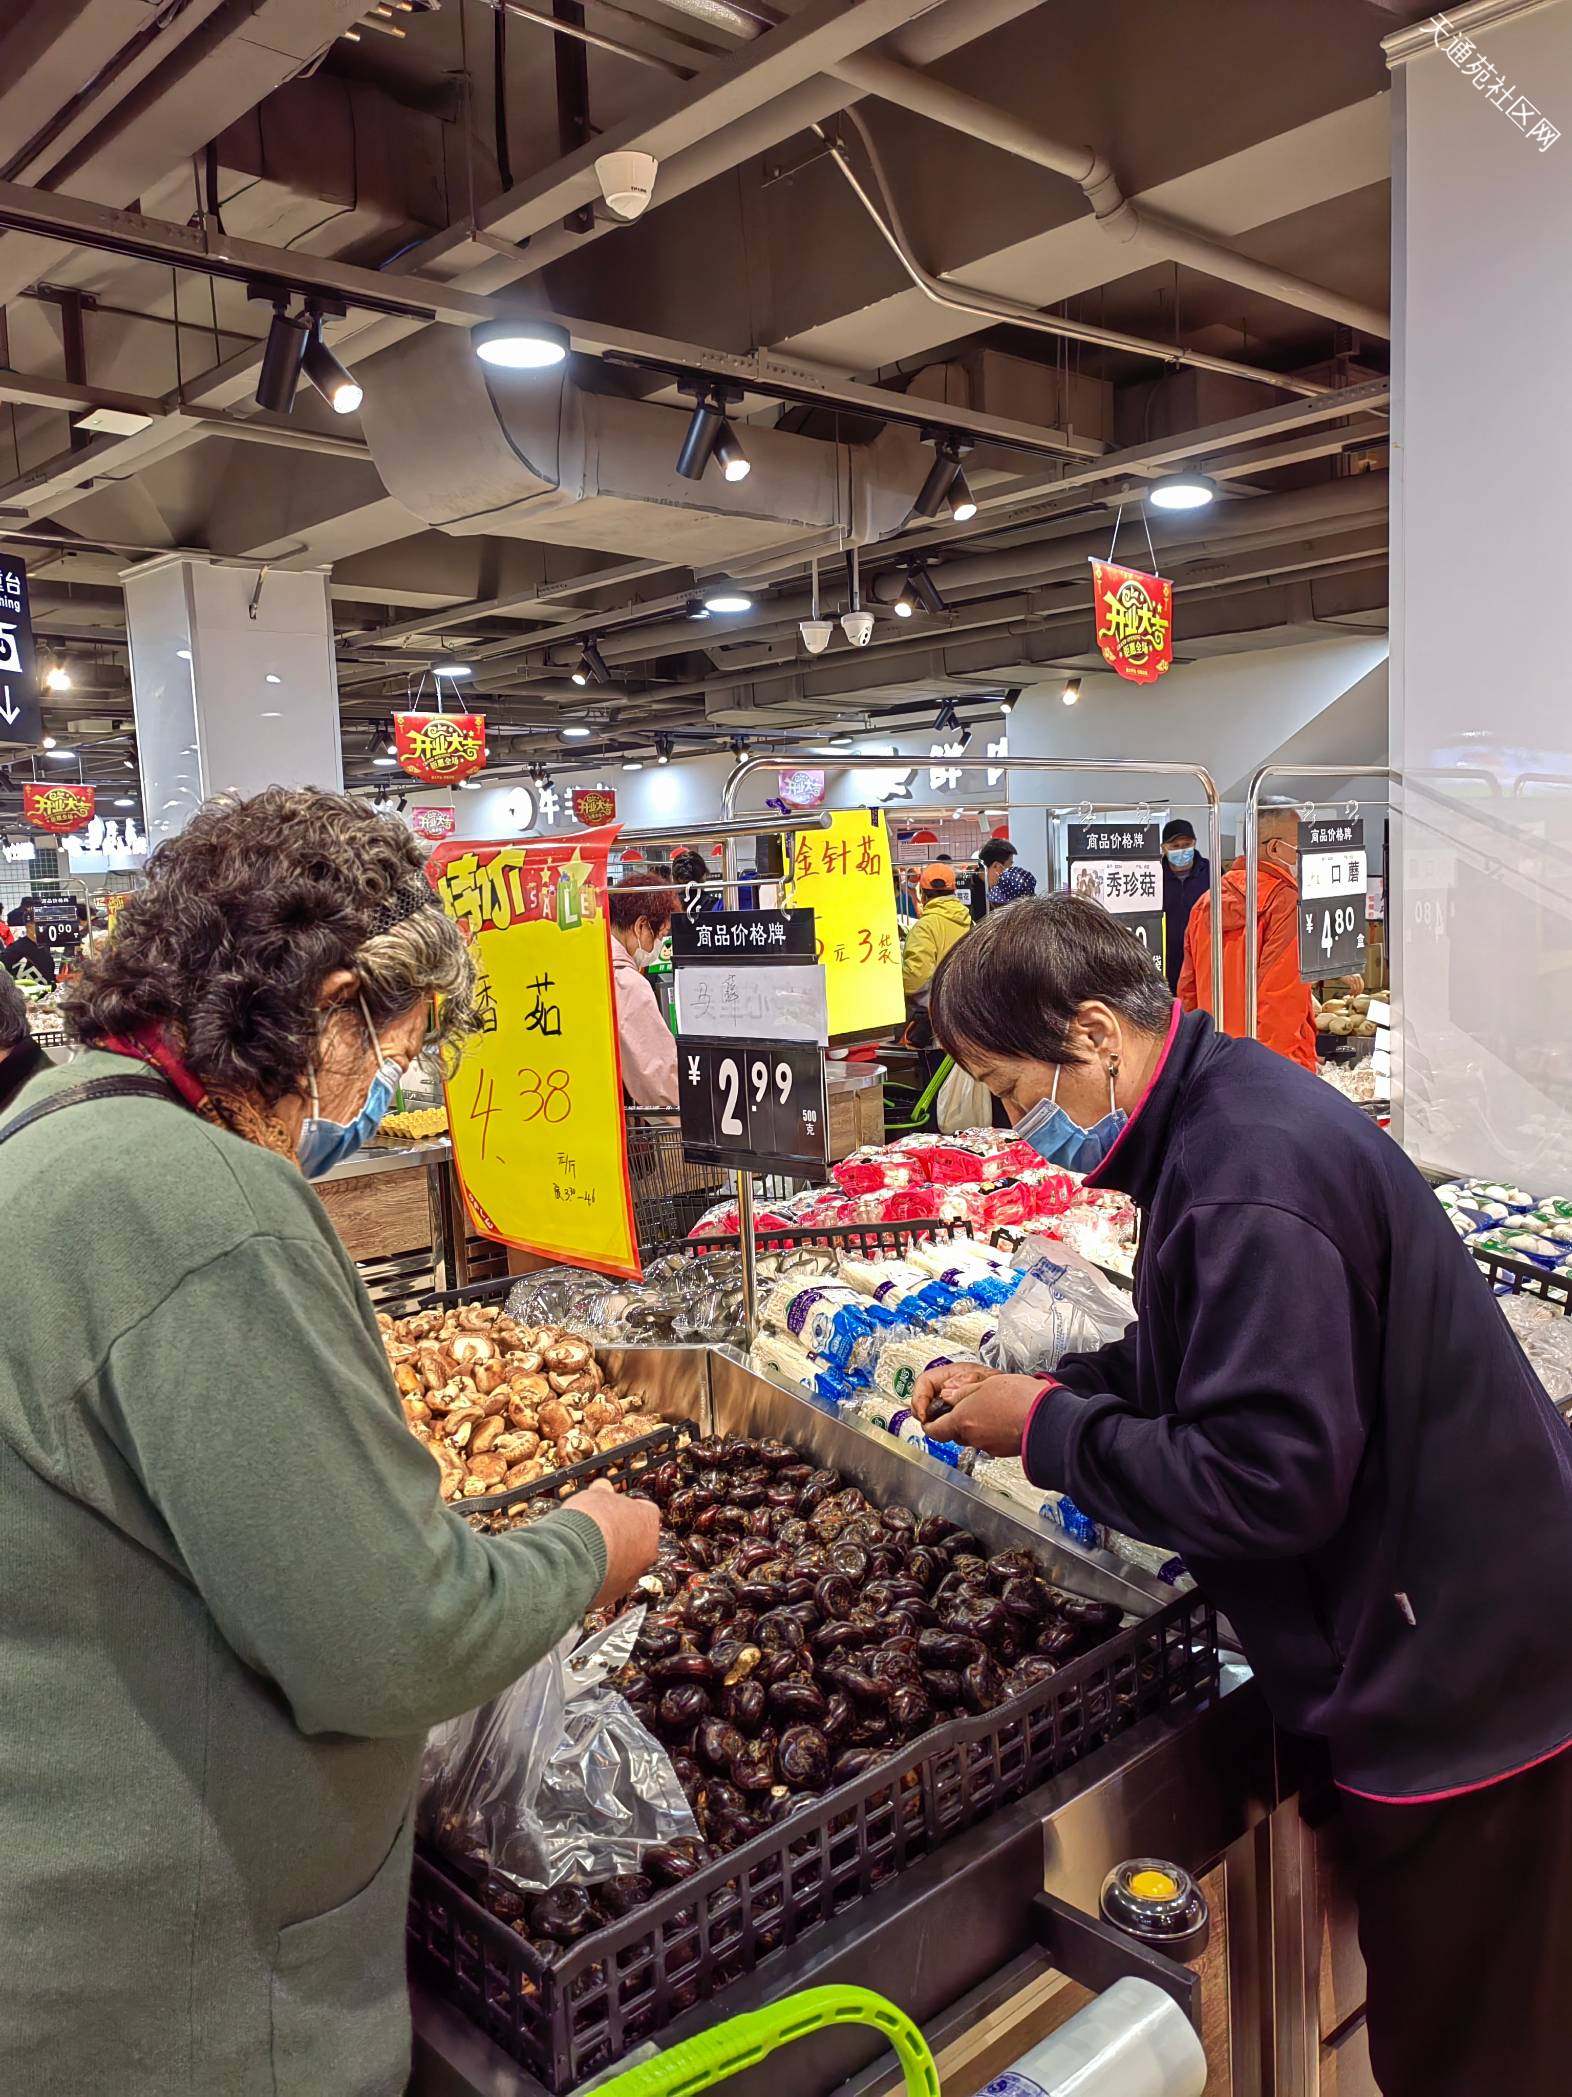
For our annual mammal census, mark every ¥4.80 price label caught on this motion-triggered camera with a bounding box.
[1298,817,1367,979]
[678,1039,828,1179]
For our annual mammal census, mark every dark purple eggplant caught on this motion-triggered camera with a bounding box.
[822,1689,854,1741]
[831,1746,884,1783]
[814,1572,856,1620]
[647,1650,714,1685]
[888,1684,934,1738]
[597,1872,654,1918]
[696,1717,746,1770]
[914,1515,960,1548]
[961,1654,1005,1713]
[825,1541,870,1582]
[528,1886,597,1942]
[920,1666,963,1704]
[658,1683,712,1729]
[645,1839,707,1885]
[769,1676,828,1723]
[729,1736,777,1793]
[777,1723,831,1789]
[723,1678,768,1731]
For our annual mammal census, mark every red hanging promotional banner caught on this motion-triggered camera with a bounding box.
[570,787,617,826]
[23,781,96,834]
[1089,559,1174,684]
[409,803,457,841]
[394,711,487,785]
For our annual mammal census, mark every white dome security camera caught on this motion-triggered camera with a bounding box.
[799,618,834,656]
[595,151,659,221]
[841,609,875,648]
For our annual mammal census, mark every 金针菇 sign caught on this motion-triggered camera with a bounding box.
[786,809,905,1038]
[1298,818,1367,979]
[425,822,639,1277]
[1067,822,1165,969]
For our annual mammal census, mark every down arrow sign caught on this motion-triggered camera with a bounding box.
[0,688,19,726]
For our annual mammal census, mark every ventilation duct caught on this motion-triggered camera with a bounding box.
[358,326,923,561]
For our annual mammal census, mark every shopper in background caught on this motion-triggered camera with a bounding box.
[1177,805,1314,1067]
[901,861,973,999]
[1159,818,1209,994]
[608,870,680,1108]
[0,788,659,2097]
[0,967,45,1114]
[671,845,721,915]
[912,894,1572,2097]
[0,902,56,989]
[979,835,1037,907]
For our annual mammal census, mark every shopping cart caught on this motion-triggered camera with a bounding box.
[624,1108,814,1254]
[588,1986,938,2097]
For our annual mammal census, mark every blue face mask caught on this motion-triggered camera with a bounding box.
[297,995,403,1180]
[1166,846,1196,873]
[1013,1060,1127,1175]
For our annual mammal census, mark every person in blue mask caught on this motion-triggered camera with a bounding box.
[1159,818,1208,993]
[911,892,1572,2097]
[0,787,661,2097]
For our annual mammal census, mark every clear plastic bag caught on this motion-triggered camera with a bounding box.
[420,1608,698,1892]
[984,1234,1135,1375]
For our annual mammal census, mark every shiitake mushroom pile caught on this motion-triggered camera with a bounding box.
[468,1433,1122,1966]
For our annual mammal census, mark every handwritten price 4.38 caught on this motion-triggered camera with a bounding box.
[467,1065,575,1160]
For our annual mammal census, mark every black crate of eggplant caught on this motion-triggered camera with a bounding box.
[408,1432,1219,2092]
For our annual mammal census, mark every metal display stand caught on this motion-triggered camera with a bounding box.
[1241,765,1396,1044]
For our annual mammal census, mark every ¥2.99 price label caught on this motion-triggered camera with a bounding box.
[677,1038,828,1179]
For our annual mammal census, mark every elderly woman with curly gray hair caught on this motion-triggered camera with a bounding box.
[0,787,659,2097]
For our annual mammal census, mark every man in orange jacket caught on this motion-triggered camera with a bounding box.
[1178,807,1315,1068]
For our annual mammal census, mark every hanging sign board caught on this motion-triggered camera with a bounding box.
[671,905,829,1178]
[1298,817,1368,979]
[23,781,95,834]
[409,804,456,841]
[1067,822,1165,969]
[570,787,617,825]
[777,767,826,810]
[0,557,41,748]
[786,809,905,1039]
[425,823,640,1277]
[395,711,487,786]
[1090,559,1174,684]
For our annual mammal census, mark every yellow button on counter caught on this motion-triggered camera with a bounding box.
[1128,1869,1180,1903]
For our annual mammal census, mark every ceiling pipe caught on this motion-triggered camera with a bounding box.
[491,472,1387,674]
[823,114,1330,399]
[830,52,1391,341]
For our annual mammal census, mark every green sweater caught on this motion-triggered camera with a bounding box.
[0,1052,607,2097]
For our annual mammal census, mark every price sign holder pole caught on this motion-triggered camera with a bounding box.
[1242,765,1396,1041]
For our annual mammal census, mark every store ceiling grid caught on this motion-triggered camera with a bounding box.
[0,0,1407,821]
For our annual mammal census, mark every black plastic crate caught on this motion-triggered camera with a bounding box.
[1471,1246,1572,1315]
[456,1421,687,1523]
[407,1588,1218,2092]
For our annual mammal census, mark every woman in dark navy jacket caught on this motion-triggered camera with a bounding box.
[914,895,1572,2097]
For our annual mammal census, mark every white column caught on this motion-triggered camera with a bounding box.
[1389,3,1572,1181]
[123,556,343,846]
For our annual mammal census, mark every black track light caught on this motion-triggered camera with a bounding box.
[676,400,725,481]
[301,323,363,414]
[573,640,611,687]
[655,735,673,765]
[934,699,961,733]
[999,686,1022,716]
[713,419,750,483]
[908,564,948,616]
[675,379,748,482]
[255,303,310,414]
[913,432,976,523]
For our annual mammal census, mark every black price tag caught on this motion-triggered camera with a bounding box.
[31,900,82,954]
[677,1038,828,1178]
[1066,822,1165,973]
[669,908,815,961]
[1297,818,1367,979]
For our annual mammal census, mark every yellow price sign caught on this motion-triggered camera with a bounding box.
[425,824,640,1278]
[787,808,906,1038]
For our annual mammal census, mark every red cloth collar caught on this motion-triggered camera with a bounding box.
[99,1025,208,1112]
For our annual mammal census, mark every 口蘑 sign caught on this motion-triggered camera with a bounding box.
[1298,818,1368,979]
[1067,822,1165,968]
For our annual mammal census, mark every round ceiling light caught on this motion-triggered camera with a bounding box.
[472,317,570,370]
[703,587,753,614]
[1148,472,1216,511]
